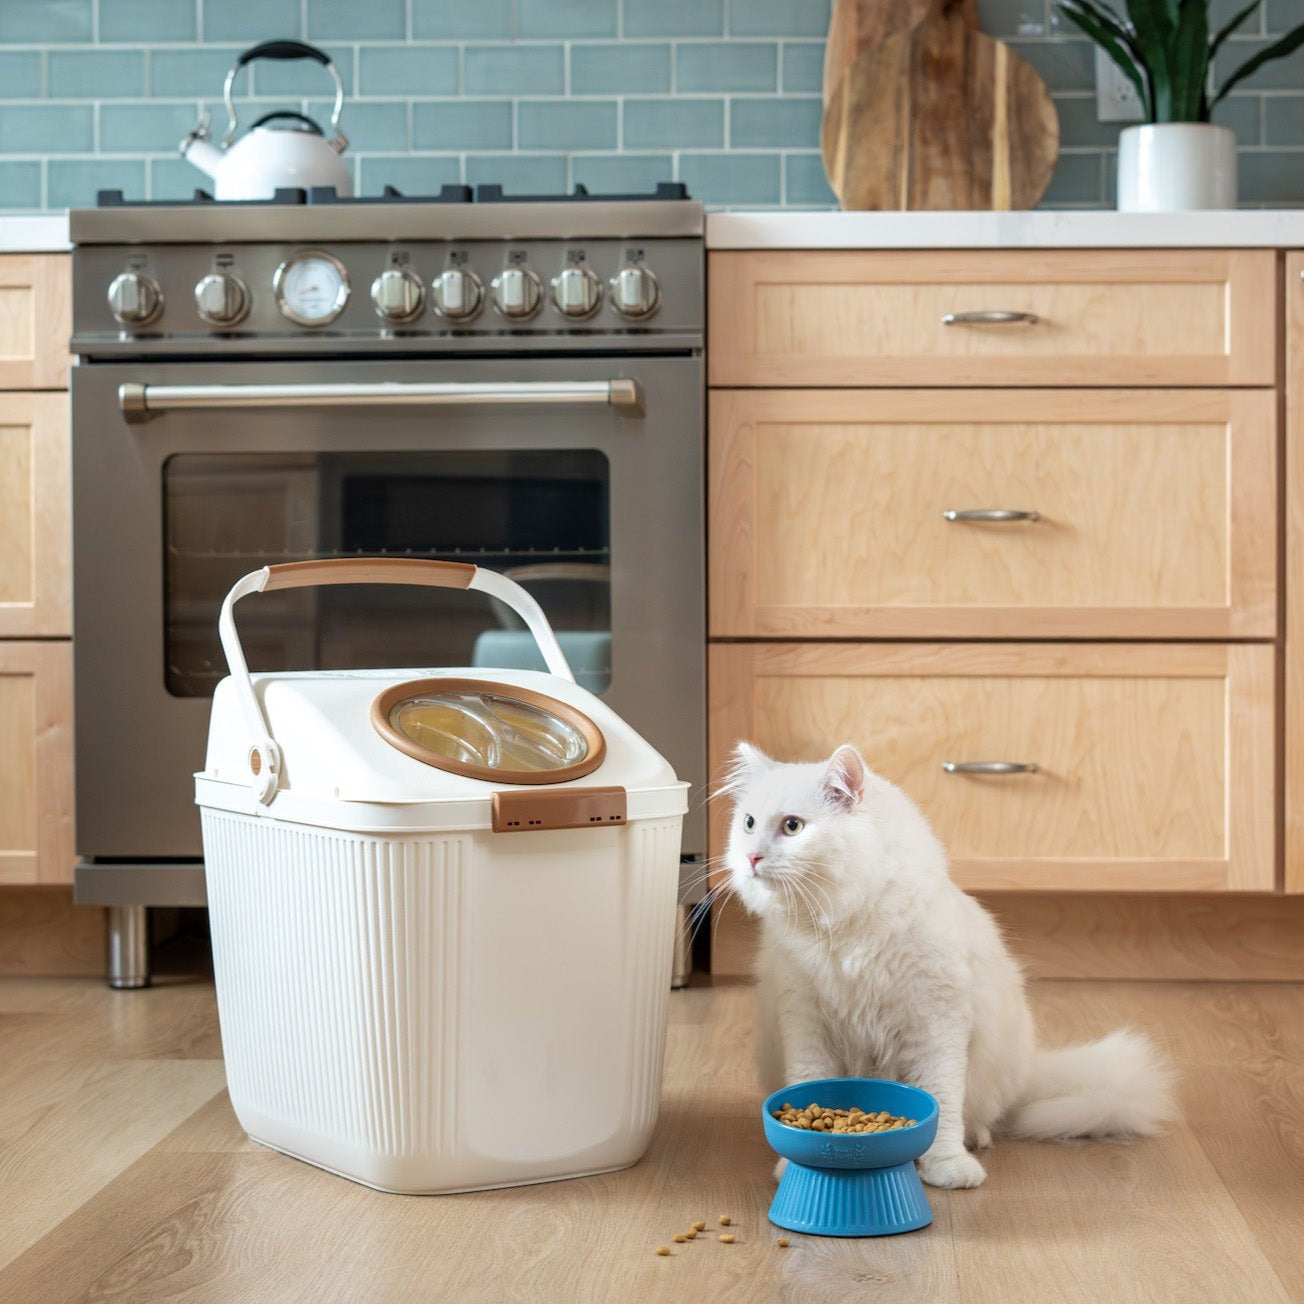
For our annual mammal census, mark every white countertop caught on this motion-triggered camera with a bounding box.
[706,210,1304,248]
[0,215,71,252]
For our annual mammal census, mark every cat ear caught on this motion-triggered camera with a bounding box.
[722,740,774,794]
[822,744,866,809]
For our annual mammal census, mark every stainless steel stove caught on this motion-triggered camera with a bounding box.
[69,184,705,987]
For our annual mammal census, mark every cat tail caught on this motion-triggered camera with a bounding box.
[1003,1028,1178,1140]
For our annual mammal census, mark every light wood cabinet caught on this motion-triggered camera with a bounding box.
[0,391,71,637]
[708,249,1276,388]
[0,642,74,886]
[710,388,1276,640]
[0,255,72,391]
[710,642,1275,893]
[708,246,1282,903]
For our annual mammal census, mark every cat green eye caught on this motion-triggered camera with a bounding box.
[782,816,804,836]
[743,814,755,832]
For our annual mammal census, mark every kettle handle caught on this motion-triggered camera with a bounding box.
[217,559,577,804]
[219,40,346,152]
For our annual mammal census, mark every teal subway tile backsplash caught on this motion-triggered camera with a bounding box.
[466,152,567,193]
[48,157,143,207]
[624,99,724,150]
[307,0,406,41]
[47,50,145,98]
[0,51,42,99]
[677,43,777,93]
[412,0,513,40]
[785,152,835,205]
[413,101,512,151]
[624,0,723,39]
[201,0,303,43]
[730,0,830,37]
[101,0,197,43]
[679,152,780,204]
[570,44,670,94]
[571,152,674,193]
[358,46,459,97]
[517,100,617,151]
[0,104,94,154]
[464,45,564,95]
[730,96,821,148]
[782,43,825,93]
[517,0,616,40]
[0,0,91,44]
[0,0,1300,212]
[100,102,204,153]
[0,161,41,208]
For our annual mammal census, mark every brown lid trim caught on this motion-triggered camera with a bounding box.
[492,786,627,833]
[370,677,606,786]
[264,558,476,592]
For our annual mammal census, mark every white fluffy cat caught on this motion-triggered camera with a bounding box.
[724,742,1176,1189]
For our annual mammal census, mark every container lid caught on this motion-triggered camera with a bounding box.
[372,677,605,785]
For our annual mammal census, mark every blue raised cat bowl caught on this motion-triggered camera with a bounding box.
[762,1077,939,1238]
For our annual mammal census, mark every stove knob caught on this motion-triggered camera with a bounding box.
[490,266,543,321]
[194,272,249,327]
[370,267,424,322]
[550,265,603,320]
[430,267,483,322]
[107,271,163,327]
[609,265,661,320]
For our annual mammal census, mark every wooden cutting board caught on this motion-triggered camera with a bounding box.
[822,0,979,107]
[820,5,1060,211]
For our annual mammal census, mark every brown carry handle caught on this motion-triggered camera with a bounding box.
[261,557,476,592]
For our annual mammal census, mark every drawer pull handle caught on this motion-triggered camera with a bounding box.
[943,509,1040,524]
[942,310,1040,326]
[942,761,1039,775]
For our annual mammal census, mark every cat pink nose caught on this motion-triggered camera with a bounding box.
[747,853,763,870]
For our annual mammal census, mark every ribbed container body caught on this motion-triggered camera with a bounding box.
[769,1162,933,1238]
[201,808,682,1193]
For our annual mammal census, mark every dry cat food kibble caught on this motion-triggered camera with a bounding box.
[718,1215,731,1225]
[776,1238,790,1248]
[692,1221,706,1232]
[772,1102,917,1133]
[655,1246,671,1256]
[719,1234,735,1244]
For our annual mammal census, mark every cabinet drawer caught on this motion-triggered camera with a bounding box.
[709,643,1275,892]
[0,642,74,886]
[710,389,1276,640]
[708,250,1276,387]
[0,255,71,391]
[0,392,70,637]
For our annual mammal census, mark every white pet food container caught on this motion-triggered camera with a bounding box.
[195,558,688,1194]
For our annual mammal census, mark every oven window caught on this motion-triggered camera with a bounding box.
[162,451,612,697]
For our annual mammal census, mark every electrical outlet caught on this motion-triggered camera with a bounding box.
[1095,47,1145,122]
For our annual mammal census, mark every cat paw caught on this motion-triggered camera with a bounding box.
[918,1150,986,1189]
[968,1124,993,1151]
[773,1157,788,1183]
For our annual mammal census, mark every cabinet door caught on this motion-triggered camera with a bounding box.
[710,388,1276,640]
[709,642,1275,893]
[0,642,74,886]
[0,392,70,637]
[708,249,1275,387]
[0,255,71,391]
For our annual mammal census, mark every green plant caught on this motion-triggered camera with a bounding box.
[1058,0,1304,123]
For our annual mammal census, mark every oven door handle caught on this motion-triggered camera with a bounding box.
[117,378,643,421]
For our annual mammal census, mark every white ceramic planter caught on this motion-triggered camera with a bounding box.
[1116,123,1238,211]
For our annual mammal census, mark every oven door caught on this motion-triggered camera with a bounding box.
[71,354,704,861]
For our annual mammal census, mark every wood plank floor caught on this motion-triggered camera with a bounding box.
[3,967,1303,1303]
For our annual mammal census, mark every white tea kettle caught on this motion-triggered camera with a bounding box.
[179,40,352,200]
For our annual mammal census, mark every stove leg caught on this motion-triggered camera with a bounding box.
[671,901,693,990]
[107,905,150,989]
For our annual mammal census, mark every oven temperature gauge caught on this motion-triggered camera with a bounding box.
[273,251,350,327]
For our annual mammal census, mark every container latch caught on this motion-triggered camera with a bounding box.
[491,786,627,833]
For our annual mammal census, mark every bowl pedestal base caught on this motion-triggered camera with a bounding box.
[768,1159,933,1237]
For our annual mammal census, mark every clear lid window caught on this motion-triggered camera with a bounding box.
[372,678,605,785]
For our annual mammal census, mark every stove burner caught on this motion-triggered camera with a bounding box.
[95,181,690,209]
